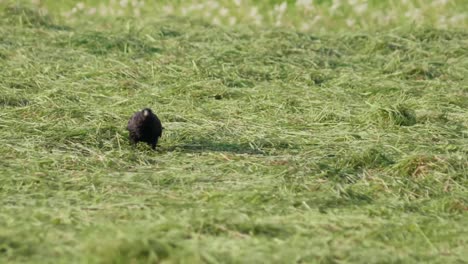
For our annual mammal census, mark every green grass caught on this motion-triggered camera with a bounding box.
[1,1,467,263]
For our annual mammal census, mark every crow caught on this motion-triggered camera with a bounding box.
[127,108,163,150]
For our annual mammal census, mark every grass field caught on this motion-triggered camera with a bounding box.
[0,0,467,263]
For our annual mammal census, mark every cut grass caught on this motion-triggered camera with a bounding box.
[0,2,467,263]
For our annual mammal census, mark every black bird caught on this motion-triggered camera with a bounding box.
[127,108,163,150]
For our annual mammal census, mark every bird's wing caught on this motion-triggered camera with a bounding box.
[127,115,137,130]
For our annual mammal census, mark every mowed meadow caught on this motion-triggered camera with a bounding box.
[0,0,467,263]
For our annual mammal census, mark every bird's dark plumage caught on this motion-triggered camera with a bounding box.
[127,108,163,150]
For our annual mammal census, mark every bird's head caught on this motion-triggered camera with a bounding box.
[142,108,153,117]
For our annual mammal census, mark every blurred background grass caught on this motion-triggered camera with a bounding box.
[5,0,468,31]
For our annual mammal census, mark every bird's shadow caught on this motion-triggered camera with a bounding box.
[160,140,266,155]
